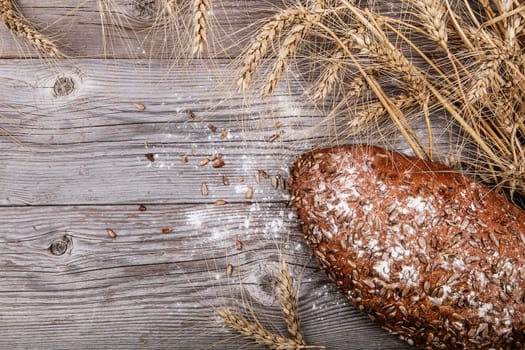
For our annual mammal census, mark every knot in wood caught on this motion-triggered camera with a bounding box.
[49,235,71,256]
[244,264,280,307]
[53,77,75,96]
[132,0,158,19]
[112,0,160,28]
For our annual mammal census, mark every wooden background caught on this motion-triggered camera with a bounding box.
[0,1,416,349]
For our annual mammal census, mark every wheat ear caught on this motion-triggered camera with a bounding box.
[278,260,305,346]
[351,31,425,96]
[218,309,305,350]
[238,8,311,91]
[501,0,523,50]
[311,37,358,101]
[0,0,64,57]
[411,0,449,52]
[262,10,323,97]
[192,0,210,57]
[312,59,344,102]
[164,0,176,16]
[466,57,503,104]
[349,94,418,131]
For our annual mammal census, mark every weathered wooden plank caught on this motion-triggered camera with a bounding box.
[0,0,280,59]
[0,0,480,349]
[0,7,451,346]
[0,204,410,349]
[0,58,318,205]
[0,59,452,206]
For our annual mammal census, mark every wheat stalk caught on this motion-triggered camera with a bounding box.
[0,0,64,57]
[219,259,325,349]
[237,0,525,202]
[238,8,311,91]
[192,0,210,57]
[310,37,365,102]
[278,260,305,346]
[218,309,305,350]
[410,0,449,52]
[262,19,316,97]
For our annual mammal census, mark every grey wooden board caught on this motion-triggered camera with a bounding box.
[0,0,431,347]
[0,58,417,348]
[0,59,446,207]
[0,204,409,349]
[0,59,324,206]
[0,0,278,59]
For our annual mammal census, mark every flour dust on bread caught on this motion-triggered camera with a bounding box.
[289,145,525,349]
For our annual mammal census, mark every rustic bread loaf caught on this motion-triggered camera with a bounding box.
[289,145,525,349]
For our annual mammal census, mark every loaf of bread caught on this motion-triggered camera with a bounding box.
[289,145,525,349]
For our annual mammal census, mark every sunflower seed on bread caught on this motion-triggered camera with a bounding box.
[289,145,525,349]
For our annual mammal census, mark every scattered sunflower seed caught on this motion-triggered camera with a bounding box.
[107,228,117,239]
[145,153,155,162]
[198,158,210,167]
[271,175,278,188]
[162,227,174,234]
[245,186,253,200]
[268,133,280,142]
[258,170,269,179]
[134,102,145,111]
[213,159,225,168]
[201,183,209,196]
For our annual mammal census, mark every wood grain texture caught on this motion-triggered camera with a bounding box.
[0,1,426,348]
[0,204,409,349]
[0,59,445,207]
[0,56,440,349]
[0,0,279,59]
[0,59,321,206]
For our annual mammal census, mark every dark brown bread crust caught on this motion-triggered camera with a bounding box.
[289,145,525,349]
